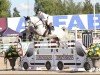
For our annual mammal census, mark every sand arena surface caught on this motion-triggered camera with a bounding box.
[0,57,20,70]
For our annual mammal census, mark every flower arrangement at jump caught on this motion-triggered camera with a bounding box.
[5,45,19,58]
[87,43,100,58]
[87,43,100,69]
[4,45,20,70]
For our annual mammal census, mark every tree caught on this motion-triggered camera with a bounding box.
[34,0,83,15]
[34,0,66,15]
[95,3,100,13]
[64,0,82,15]
[34,0,100,15]
[82,0,93,14]
[13,7,20,17]
[8,9,11,17]
[0,0,11,17]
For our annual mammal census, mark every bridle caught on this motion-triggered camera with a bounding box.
[26,18,43,29]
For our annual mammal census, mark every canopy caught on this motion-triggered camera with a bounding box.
[3,27,19,36]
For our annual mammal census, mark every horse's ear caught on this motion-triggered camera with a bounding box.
[24,16,30,21]
[26,16,30,20]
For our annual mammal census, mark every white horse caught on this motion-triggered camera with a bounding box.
[24,16,69,41]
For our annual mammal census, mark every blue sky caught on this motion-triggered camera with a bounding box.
[9,0,35,17]
[9,0,100,17]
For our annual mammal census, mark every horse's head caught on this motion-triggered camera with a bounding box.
[24,16,34,29]
[24,16,47,36]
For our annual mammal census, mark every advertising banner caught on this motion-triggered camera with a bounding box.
[7,14,100,32]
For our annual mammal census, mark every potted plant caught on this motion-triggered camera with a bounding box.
[87,43,100,69]
[5,45,20,70]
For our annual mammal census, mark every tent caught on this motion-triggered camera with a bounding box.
[3,27,19,36]
[0,18,7,33]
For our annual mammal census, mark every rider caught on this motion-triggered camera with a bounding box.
[36,9,52,35]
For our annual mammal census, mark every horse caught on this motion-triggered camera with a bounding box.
[24,16,69,41]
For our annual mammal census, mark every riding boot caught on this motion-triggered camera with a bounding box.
[47,26,51,34]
